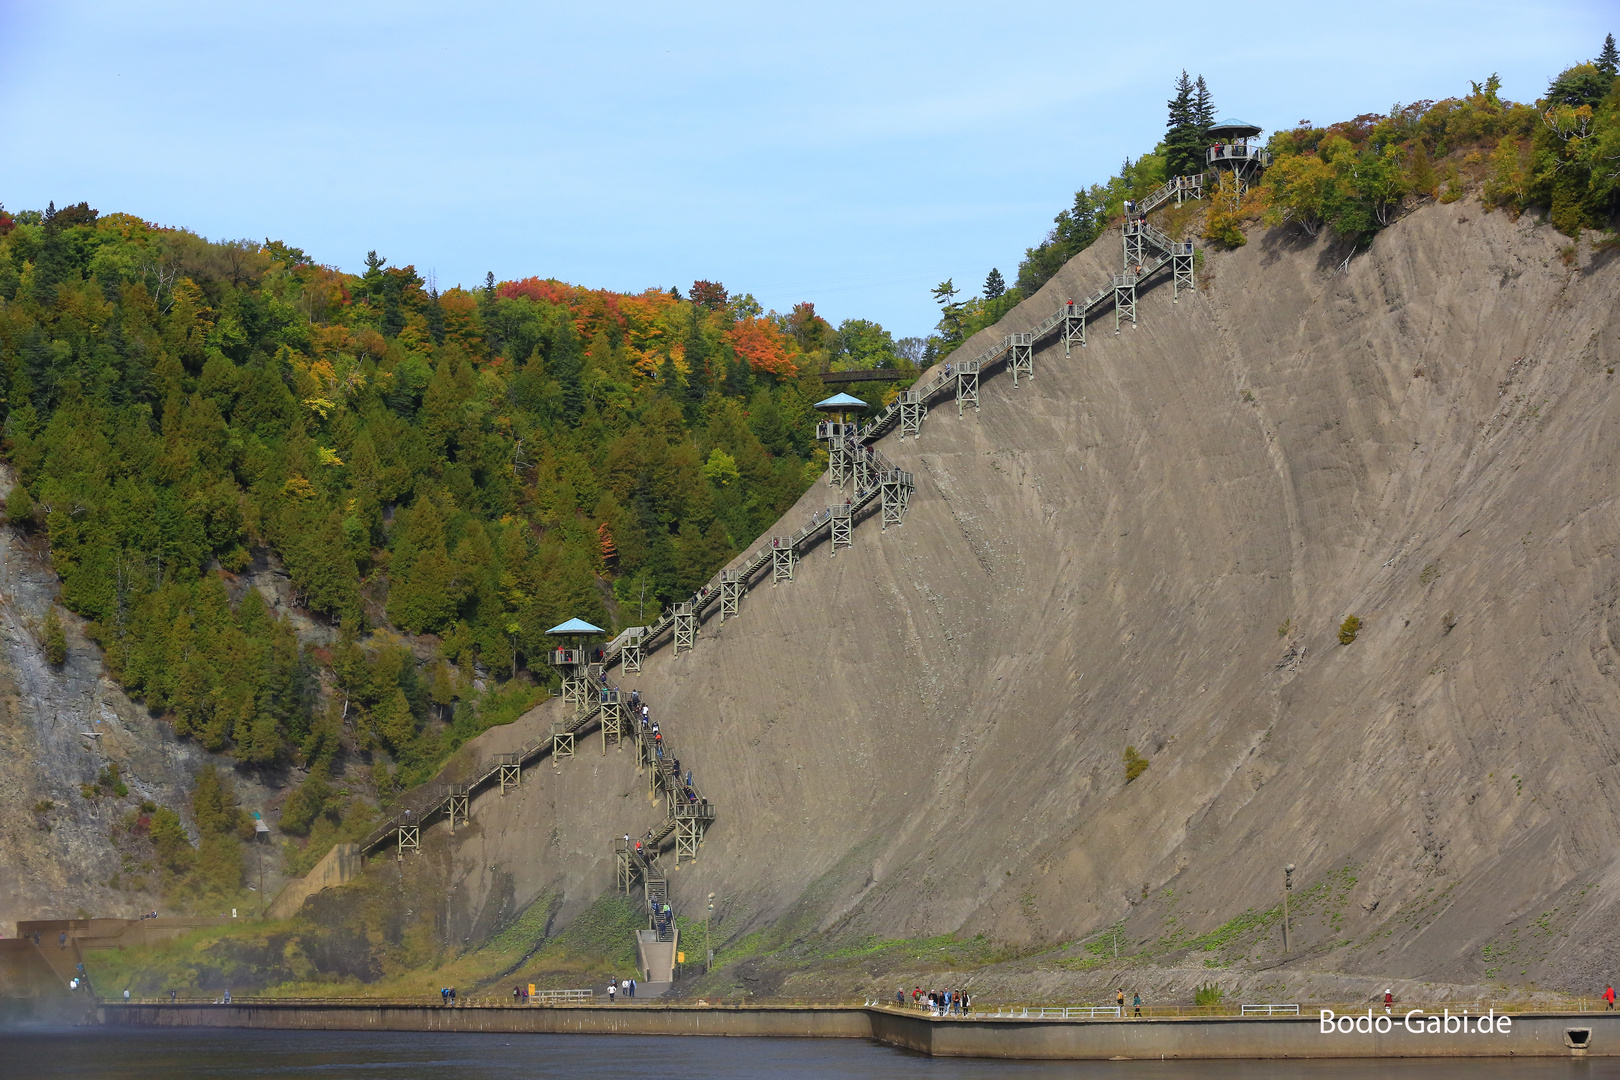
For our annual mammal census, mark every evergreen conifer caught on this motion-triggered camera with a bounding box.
[1164,71,1200,177]
[1597,33,1618,79]
[983,268,1006,301]
[1194,75,1216,135]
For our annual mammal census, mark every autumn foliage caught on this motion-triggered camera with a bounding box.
[0,199,888,786]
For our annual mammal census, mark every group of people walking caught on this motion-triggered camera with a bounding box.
[605,978,639,1002]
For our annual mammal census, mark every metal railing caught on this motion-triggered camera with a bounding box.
[990,1005,1123,1019]
[112,995,1608,1014]
[1134,172,1206,215]
[1206,145,1271,166]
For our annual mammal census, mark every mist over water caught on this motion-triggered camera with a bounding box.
[0,1029,1610,1079]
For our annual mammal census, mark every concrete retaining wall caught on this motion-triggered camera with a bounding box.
[0,941,94,1026]
[267,844,361,920]
[94,1002,1619,1058]
[99,1002,870,1039]
[871,1009,1614,1058]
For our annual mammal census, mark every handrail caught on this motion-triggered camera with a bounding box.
[1206,145,1270,165]
[1134,172,1206,216]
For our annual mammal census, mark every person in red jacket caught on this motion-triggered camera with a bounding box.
[1605,984,1615,1010]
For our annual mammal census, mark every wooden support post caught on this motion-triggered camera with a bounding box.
[1114,274,1137,332]
[718,570,742,622]
[829,502,852,555]
[396,824,419,858]
[616,841,634,895]
[600,688,622,751]
[880,474,904,531]
[1066,306,1086,354]
[447,785,469,833]
[1173,245,1195,301]
[672,602,695,657]
[771,538,796,585]
[551,723,574,764]
[955,359,979,415]
[853,445,875,492]
[898,390,925,439]
[498,754,520,795]
[1123,221,1145,273]
[676,816,699,866]
[828,434,848,489]
[622,631,643,674]
[1007,332,1033,387]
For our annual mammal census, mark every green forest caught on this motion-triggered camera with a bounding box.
[0,201,919,864]
[933,36,1620,352]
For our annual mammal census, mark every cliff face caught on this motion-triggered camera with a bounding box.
[0,498,201,923]
[0,475,289,927]
[422,199,1620,991]
[12,194,1619,995]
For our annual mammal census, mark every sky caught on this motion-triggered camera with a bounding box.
[1,1,1614,337]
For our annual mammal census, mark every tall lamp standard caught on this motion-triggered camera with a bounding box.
[1283,864,1295,955]
[706,893,715,974]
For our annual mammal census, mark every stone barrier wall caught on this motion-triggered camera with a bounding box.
[95,1002,1618,1059]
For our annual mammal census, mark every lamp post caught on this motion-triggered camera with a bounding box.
[1283,864,1295,955]
[706,893,715,974]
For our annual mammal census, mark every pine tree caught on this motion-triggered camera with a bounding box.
[983,268,1006,301]
[1598,33,1619,79]
[1164,71,1201,178]
[1193,75,1216,135]
[374,687,417,755]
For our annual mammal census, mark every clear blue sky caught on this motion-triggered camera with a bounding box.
[1,1,1612,337]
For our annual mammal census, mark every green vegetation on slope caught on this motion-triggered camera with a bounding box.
[0,204,918,885]
[934,40,1620,355]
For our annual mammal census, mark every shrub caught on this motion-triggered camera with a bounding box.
[1195,983,1225,1007]
[1338,615,1361,645]
[1124,746,1150,782]
[1203,180,1249,249]
[42,607,66,666]
[97,762,129,798]
[150,807,193,874]
[6,483,34,527]
[278,771,334,837]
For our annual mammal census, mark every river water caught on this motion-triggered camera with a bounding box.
[1,1028,1615,1078]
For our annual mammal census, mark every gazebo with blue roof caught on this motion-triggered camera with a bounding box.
[813,392,867,484]
[806,395,861,482]
[814,392,867,423]
[547,617,603,712]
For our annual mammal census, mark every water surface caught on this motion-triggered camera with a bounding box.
[2,1028,1616,1079]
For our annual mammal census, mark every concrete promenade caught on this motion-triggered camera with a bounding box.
[96,1001,1619,1059]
